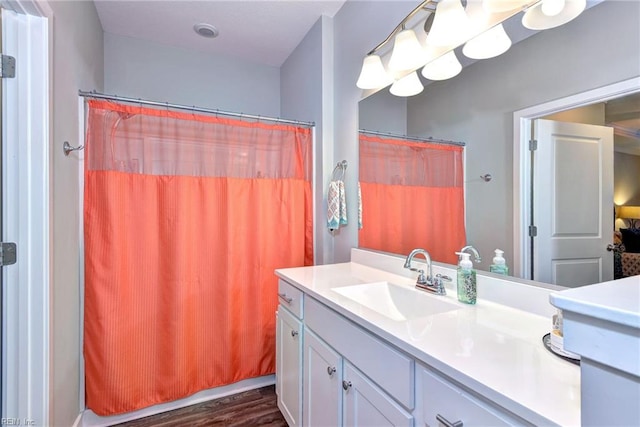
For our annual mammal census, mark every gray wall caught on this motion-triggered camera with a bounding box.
[104,33,281,117]
[359,92,407,135]
[48,1,104,425]
[404,0,640,270]
[332,0,418,262]
[615,151,640,207]
[281,16,335,265]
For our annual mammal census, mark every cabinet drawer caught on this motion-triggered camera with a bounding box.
[418,365,525,427]
[278,279,303,319]
[306,296,414,410]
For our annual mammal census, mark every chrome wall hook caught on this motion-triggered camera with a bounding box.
[63,141,84,156]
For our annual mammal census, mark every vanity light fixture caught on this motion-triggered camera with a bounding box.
[522,0,586,30]
[462,23,512,59]
[388,28,425,71]
[390,71,424,97]
[426,0,472,47]
[356,0,588,96]
[483,0,530,13]
[356,54,393,89]
[421,50,462,80]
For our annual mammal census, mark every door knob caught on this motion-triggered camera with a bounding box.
[606,244,616,252]
[290,330,298,337]
[342,380,352,391]
[327,366,336,376]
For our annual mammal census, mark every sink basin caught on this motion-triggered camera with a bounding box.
[332,281,460,321]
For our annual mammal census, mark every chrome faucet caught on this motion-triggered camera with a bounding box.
[403,248,450,295]
[460,245,482,263]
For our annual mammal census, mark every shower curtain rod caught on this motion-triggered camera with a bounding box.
[359,128,465,147]
[78,90,316,128]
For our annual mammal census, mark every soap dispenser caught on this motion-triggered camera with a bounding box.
[489,249,509,276]
[455,252,476,304]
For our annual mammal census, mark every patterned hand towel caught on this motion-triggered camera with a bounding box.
[358,182,362,230]
[327,181,340,230]
[338,180,348,226]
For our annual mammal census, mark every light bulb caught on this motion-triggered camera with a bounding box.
[541,0,565,16]
[390,72,424,97]
[356,55,393,90]
[421,51,462,81]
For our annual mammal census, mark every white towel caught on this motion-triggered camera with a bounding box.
[327,181,340,230]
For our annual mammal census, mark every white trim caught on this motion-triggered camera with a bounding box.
[2,7,50,425]
[78,375,275,427]
[77,96,86,414]
[513,76,640,279]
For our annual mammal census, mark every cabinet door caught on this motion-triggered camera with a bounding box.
[343,362,413,427]
[304,329,342,427]
[276,307,303,427]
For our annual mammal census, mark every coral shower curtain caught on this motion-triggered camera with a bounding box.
[83,100,313,415]
[359,134,465,264]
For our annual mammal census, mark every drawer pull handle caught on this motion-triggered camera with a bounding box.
[278,292,293,304]
[436,414,463,427]
[342,380,352,391]
[290,330,299,338]
[327,366,336,376]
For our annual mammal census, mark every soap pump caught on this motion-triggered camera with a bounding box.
[455,251,477,304]
[489,249,509,276]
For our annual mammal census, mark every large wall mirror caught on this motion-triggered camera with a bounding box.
[358,0,640,287]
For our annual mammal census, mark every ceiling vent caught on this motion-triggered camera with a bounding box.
[193,23,219,39]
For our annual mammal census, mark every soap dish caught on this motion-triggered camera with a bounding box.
[542,333,580,365]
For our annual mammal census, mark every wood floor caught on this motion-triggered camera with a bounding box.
[113,385,288,427]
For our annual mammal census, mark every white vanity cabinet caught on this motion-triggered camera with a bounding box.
[300,291,414,426]
[416,365,528,427]
[276,280,304,427]
[303,328,342,426]
[343,362,414,427]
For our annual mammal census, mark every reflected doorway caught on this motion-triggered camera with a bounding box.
[514,78,640,287]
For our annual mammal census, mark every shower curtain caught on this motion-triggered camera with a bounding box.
[83,100,313,415]
[359,134,465,264]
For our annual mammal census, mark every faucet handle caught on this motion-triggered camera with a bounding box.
[414,269,428,285]
[432,274,452,293]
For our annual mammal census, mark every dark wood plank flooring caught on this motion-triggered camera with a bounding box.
[113,385,287,427]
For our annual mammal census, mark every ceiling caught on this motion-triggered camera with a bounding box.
[93,0,347,67]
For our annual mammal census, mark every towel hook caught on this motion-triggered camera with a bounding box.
[331,160,348,181]
[63,141,84,156]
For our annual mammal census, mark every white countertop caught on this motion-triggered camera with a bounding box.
[276,255,580,426]
[550,275,640,329]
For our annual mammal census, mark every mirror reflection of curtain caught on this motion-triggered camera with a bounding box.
[83,100,313,415]
[359,134,465,264]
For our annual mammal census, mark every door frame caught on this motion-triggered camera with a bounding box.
[1,1,51,424]
[513,76,640,280]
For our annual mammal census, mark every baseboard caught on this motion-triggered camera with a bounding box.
[78,375,275,427]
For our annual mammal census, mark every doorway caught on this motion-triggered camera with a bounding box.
[513,77,640,286]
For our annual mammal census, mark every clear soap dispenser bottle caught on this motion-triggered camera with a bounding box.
[489,249,509,276]
[455,252,476,304]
